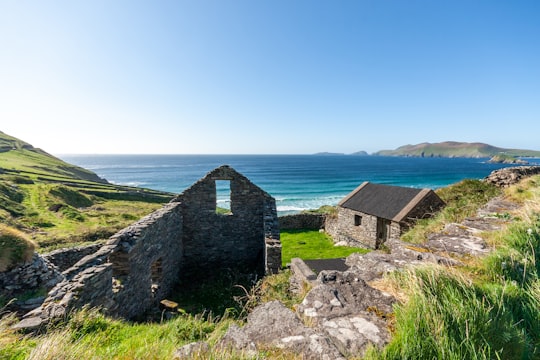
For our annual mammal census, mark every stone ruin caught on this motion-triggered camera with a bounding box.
[15,165,281,329]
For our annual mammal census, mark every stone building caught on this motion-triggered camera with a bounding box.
[17,165,281,327]
[326,182,444,249]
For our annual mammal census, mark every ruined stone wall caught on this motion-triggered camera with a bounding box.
[264,198,281,274]
[17,165,280,328]
[177,166,279,277]
[0,253,63,299]
[484,165,540,187]
[107,201,183,318]
[279,214,325,230]
[26,202,183,323]
[43,243,103,272]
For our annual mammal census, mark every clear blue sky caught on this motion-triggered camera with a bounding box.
[1,1,539,154]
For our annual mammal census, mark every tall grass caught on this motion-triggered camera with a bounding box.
[366,178,540,360]
[402,179,501,243]
[0,224,36,271]
[366,266,539,359]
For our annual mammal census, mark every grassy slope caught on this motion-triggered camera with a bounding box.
[0,131,173,251]
[375,141,540,158]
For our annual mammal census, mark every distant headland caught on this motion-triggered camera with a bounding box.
[315,141,540,159]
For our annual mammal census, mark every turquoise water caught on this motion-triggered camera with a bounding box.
[59,155,536,214]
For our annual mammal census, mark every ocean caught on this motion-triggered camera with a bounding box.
[58,155,536,215]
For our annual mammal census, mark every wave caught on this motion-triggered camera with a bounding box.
[277,205,309,212]
[110,180,148,187]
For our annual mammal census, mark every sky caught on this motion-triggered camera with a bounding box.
[1,1,539,154]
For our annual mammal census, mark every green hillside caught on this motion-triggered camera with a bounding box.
[0,131,174,252]
[374,141,540,158]
[0,131,107,183]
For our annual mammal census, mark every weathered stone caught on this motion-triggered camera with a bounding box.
[279,213,325,230]
[321,314,391,357]
[298,271,395,322]
[0,253,64,314]
[43,243,102,272]
[289,257,317,294]
[484,166,540,188]
[173,341,210,359]
[426,233,489,256]
[220,301,345,360]
[11,316,44,331]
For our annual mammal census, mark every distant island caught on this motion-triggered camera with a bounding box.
[373,141,540,158]
[314,141,540,158]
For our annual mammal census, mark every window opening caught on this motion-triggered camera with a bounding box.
[216,180,232,214]
[354,215,362,226]
[151,258,163,298]
[109,252,129,294]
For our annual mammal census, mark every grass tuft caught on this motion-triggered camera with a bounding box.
[0,224,36,271]
[402,179,501,243]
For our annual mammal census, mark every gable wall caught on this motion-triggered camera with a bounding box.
[178,166,275,276]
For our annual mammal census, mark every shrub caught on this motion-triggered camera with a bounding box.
[0,224,36,271]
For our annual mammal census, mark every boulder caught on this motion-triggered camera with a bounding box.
[219,300,345,360]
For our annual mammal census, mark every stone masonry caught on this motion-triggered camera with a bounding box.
[278,213,326,230]
[176,166,280,276]
[15,165,280,329]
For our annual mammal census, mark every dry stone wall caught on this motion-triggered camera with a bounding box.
[43,243,103,272]
[278,213,325,230]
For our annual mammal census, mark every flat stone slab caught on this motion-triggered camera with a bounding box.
[219,300,345,360]
[11,316,44,332]
[426,234,489,256]
[321,313,391,358]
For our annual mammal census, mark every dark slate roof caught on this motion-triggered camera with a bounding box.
[340,182,426,221]
[303,258,348,274]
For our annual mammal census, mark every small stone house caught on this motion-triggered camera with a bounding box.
[327,182,444,249]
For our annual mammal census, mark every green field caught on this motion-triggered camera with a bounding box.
[280,229,369,267]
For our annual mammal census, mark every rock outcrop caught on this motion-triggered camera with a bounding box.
[484,165,540,187]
